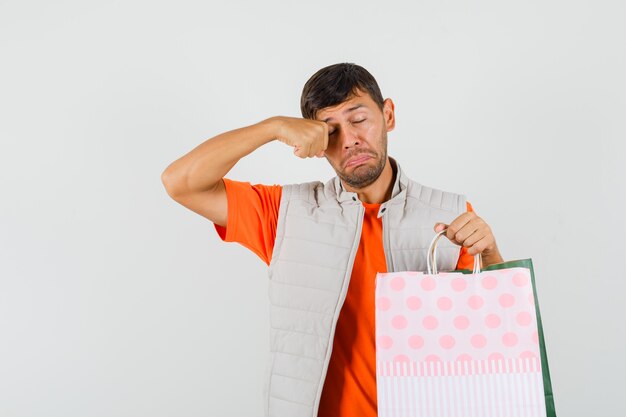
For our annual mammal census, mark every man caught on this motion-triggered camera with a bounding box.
[161,63,504,417]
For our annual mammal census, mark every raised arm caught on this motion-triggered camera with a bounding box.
[160,116,328,226]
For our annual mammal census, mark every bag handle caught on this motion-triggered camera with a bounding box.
[426,229,482,275]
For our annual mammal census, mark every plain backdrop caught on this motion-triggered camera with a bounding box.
[1,0,625,416]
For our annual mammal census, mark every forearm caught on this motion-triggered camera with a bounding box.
[161,117,280,195]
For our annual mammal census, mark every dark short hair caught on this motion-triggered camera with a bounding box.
[300,63,385,120]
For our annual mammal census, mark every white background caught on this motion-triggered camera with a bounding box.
[1,0,624,416]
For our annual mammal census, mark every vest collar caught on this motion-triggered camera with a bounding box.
[330,156,409,211]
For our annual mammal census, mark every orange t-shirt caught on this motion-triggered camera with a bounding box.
[213,178,476,417]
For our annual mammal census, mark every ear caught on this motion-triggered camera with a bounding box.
[383,98,395,131]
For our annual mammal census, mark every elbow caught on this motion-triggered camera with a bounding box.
[161,167,185,198]
[160,168,173,188]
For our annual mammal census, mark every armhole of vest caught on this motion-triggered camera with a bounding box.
[268,184,292,275]
[458,193,468,214]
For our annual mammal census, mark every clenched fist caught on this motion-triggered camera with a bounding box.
[270,116,329,158]
[434,211,504,267]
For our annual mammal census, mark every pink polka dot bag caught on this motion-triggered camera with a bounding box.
[375,230,556,417]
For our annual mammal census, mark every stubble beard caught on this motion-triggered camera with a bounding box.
[335,133,388,190]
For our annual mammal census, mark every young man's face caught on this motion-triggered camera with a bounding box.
[315,88,395,189]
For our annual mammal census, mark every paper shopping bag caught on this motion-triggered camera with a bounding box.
[374,230,556,417]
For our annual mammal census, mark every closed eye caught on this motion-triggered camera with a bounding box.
[329,119,366,136]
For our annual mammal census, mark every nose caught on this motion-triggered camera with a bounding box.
[338,124,361,149]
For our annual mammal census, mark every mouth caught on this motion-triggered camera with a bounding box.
[345,154,373,168]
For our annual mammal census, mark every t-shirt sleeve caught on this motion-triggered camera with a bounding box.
[212,178,282,266]
[455,201,477,270]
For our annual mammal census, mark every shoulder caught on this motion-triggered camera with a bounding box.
[281,180,326,203]
[220,178,283,208]
[222,178,283,194]
[405,178,467,214]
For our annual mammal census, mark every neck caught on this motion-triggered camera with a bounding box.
[342,157,396,204]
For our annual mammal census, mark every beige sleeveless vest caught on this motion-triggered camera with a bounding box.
[263,157,467,417]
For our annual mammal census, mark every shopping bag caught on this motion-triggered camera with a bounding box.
[375,230,556,417]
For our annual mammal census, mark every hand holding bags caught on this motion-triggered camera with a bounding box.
[375,230,556,417]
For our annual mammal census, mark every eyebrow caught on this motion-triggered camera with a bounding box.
[321,103,366,122]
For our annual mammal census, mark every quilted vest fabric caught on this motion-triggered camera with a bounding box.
[263,157,467,417]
